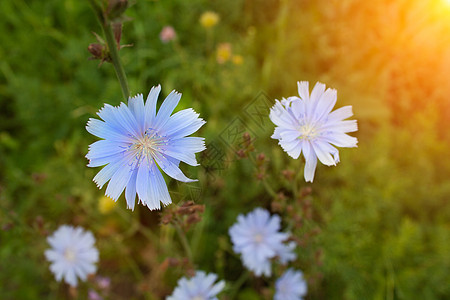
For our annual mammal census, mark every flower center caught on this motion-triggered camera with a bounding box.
[253,233,264,244]
[192,296,205,300]
[298,124,318,140]
[130,129,166,163]
[64,248,76,262]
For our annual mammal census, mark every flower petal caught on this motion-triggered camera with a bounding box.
[154,154,197,183]
[125,169,138,211]
[128,93,145,135]
[144,85,161,129]
[327,105,353,122]
[302,142,317,182]
[105,152,135,200]
[312,141,336,166]
[297,81,310,101]
[154,90,182,129]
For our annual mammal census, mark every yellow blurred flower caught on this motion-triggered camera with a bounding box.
[98,195,116,214]
[200,11,220,28]
[232,55,243,65]
[216,43,232,64]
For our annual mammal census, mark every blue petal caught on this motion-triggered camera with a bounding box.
[136,159,171,210]
[297,81,310,101]
[325,132,358,148]
[327,105,353,122]
[302,141,317,182]
[311,141,336,166]
[115,103,141,138]
[97,104,124,132]
[125,168,138,210]
[144,85,161,130]
[86,140,129,161]
[105,152,136,200]
[313,88,337,121]
[128,94,145,135]
[93,153,129,188]
[323,120,358,133]
[86,118,133,142]
[169,137,206,153]
[136,159,153,207]
[154,90,181,130]
[154,153,197,183]
[270,101,298,130]
[164,137,206,166]
[164,108,206,139]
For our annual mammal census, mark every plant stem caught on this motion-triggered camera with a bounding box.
[293,167,302,201]
[248,152,277,198]
[87,0,130,100]
[228,270,250,299]
[262,177,277,198]
[173,220,193,263]
[103,24,130,100]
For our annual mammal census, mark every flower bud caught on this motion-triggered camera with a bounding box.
[236,149,246,158]
[107,0,128,21]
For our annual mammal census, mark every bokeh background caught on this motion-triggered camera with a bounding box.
[1,0,450,299]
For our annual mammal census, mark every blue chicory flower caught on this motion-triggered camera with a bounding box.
[270,81,358,182]
[167,271,225,300]
[228,207,296,277]
[274,268,308,300]
[86,85,206,210]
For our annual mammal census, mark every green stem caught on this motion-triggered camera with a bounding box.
[173,220,193,263]
[293,167,302,201]
[88,0,130,100]
[228,270,250,299]
[262,177,277,198]
[248,153,277,198]
[103,24,130,100]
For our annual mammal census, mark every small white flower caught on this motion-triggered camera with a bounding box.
[228,208,296,277]
[275,269,307,300]
[167,271,225,300]
[270,81,358,182]
[45,225,99,287]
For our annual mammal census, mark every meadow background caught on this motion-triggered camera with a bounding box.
[1,0,450,299]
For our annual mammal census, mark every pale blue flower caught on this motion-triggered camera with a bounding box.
[45,225,99,287]
[274,269,307,300]
[228,208,296,277]
[270,81,358,182]
[86,85,206,210]
[167,271,225,300]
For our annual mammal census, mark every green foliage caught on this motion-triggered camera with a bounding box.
[1,0,449,299]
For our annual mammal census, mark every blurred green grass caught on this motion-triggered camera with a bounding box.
[1,0,449,299]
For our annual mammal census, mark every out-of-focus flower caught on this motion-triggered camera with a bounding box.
[45,225,99,287]
[167,271,225,300]
[232,55,243,65]
[160,26,176,43]
[270,81,358,182]
[228,208,296,277]
[96,276,111,290]
[216,43,231,64]
[88,289,103,300]
[276,241,297,263]
[98,195,116,214]
[274,269,307,300]
[86,85,206,211]
[200,11,220,28]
